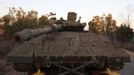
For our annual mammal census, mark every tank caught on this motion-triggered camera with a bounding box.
[7,12,130,75]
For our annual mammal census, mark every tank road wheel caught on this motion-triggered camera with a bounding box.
[45,57,51,68]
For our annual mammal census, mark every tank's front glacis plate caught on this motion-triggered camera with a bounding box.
[7,32,130,71]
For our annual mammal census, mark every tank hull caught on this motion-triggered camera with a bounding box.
[7,32,130,72]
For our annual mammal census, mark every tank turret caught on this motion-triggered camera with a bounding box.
[14,12,86,42]
[67,12,77,22]
[57,12,86,31]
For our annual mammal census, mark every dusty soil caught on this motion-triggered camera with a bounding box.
[121,50,134,75]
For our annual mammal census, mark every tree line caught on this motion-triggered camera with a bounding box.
[0,7,133,43]
[88,14,134,43]
[1,7,52,37]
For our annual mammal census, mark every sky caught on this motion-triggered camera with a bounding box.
[0,0,134,28]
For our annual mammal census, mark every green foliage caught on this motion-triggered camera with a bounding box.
[3,25,14,37]
[2,7,38,37]
[2,15,13,37]
[39,15,49,26]
[3,18,38,37]
[12,18,38,33]
[88,21,97,33]
[88,13,116,35]
[2,15,10,25]
[115,24,133,43]
[131,36,134,41]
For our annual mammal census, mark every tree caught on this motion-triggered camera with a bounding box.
[126,5,134,25]
[115,24,133,43]
[2,7,38,37]
[12,9,38,33]
[88,13,116,34]
[16,7,26,19]
[88,15,104,33]
[2,15,10,25]
[88,21,97,33]
[118,5,134,25]
[2,15,14,37]
[27,10,38,19]
[105,14,116,35]
[39,15,49,26]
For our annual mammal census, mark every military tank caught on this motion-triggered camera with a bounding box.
[7,12,130,75]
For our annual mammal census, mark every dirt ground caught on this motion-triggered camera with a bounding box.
[121,50,134,75]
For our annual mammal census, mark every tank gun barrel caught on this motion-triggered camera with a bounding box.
[14,24,62,42]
